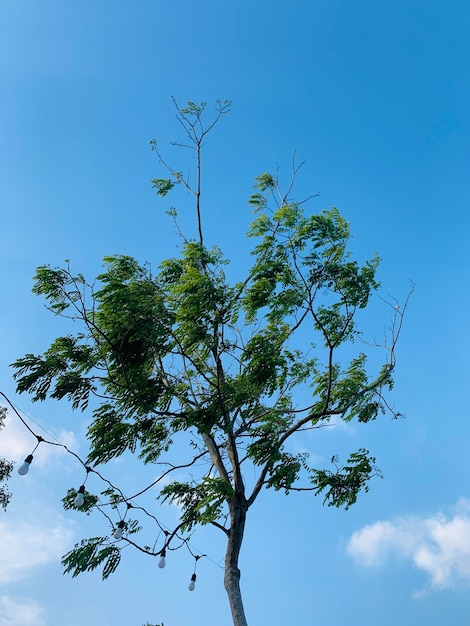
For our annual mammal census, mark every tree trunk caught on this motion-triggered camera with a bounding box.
[224,496,248,626]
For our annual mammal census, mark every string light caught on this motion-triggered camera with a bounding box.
[74,485,86,507]
[188,554,202,591]
[18,454,33,475]
[73,467,91,507]
[113,520,126,539]
[17,438,43,476]
[2,390,218,586]
[158,548,166,569]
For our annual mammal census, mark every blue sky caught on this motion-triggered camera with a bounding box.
[0,1,469,624]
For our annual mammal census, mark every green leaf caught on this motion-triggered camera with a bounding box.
[62,537,114,578]
[179,101,207,116]
[102,549,121,579]
[254,172,276,191]
[311,449,382,509]
[160,477,234,531]
[151,179,177,197]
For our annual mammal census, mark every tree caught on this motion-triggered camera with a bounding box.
[7,100,410,626]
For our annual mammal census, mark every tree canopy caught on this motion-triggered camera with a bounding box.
[7,100,410,626]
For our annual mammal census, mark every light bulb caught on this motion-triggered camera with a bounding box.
[188,573,196,591]
[158,549,166,569]
[74,485,85,507]
[113,520,125,539]
[18,454,33,476]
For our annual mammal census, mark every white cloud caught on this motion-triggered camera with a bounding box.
[0,410,79,471]
[0,509,75,584]
[348,518,425,566]
[347,498,470,594]
[0,409,80,588]
[0,596,45,626]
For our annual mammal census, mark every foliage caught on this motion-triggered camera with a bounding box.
[61,537,121,579]
[311,449,382,509]
[160,476,234,531]
[8,100,408,626]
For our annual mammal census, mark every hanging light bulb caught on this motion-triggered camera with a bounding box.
[74,485,86,507]
[18,454,33,476]
[113,520,125,539]
[158,548,166,569]
[188,573,196,591]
